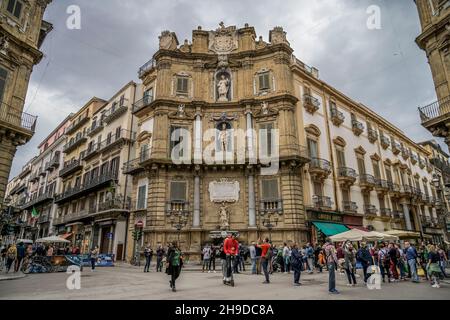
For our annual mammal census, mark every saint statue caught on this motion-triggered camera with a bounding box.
[219,202,229,230]
[218,122,228,152]
[217,74,230,102]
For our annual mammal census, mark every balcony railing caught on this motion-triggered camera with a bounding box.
[380,208,392,217]
[103,104,128,124]
[375,178,389,191]
[260,199,283,213]
[21,191,54,210]
[342,201,358,213]
[368,129,378,143]
[351,120,364,136]
[364,205,378,215]
[410,154,418,165]
[65,114,89,135]
[138,58,156,78]
[59,158,83,178]
[401,148,410,160]
[330,108,345,126]
[38,214,50,224]
[165,200,190,215]
[83,142,100,161]
[380,135,390,149]
[0,102,37,133]
[55,171,118,203]
[360,173,376,186]
[45,156,60,171]
[312,195,333,209]
[97,197,131,212]
[303,94,320,114]
[86,122,103,137]
[63,134,87,153]
[391,141,401,155]
[19,164,32,179]
[419,95,450,124]
[309,157,331,173]
[132,95,154,114]
[337,167,358,179]
[97,129,136,154]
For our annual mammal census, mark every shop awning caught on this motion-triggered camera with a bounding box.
[348,226,369,232]
[60,232,73,239]
[384,230,421,238]
[312,222,349,237]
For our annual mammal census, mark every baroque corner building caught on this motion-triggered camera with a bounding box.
[125,24,310,259]
[0,0,52,207]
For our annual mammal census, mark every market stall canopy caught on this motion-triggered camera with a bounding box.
[365,231,399,242]
[329,228,374,242]
[312,222,349,237]
[35,236,70,243]
[384,230,421,239]
[16,239,33,244]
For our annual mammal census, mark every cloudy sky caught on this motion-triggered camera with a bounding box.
[10,0,440,178]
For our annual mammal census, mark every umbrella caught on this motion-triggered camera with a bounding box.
[366,231,399,241]
[35,236,70,243]
[329,229,371,242]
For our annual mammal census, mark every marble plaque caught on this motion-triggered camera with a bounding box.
[209,179,240,202]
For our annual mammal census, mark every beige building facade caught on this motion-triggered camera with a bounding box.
[0,0,52,207]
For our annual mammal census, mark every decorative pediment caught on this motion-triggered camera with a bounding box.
[305,124,321,137]
[422,176,428,182]
[413,173,420,179]
[333,136,346,147]
[354,146,366,155]
[254,101,278,118]
[370,153,381,161]
[137,131,151,143]
[384,159,392,166]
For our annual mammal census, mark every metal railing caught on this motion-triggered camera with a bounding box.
[0,102,37,132]
[330,108,345,121]
[342,201,358,212]
[63,134,87,153]
[419,95,450,123]
[380,208,392,217]
[309,157,332,171]
[103,104,128,124]
[352,120,364,132]
[97,129,136,153]
[313,195,333,208]
[45,156,60,171]
[138,59,156,78]
[391,141,401,153]
[360,173,376,185]
[380,135,390,147]
[86,122,103,136]
[337,167,358,179]
[303,94,320,108]
[368,128,378,141]
[364,205,377,215]
[59,158,83,177]
[65,114,89,135]
[375,178,389,190]
[132,95,154,113]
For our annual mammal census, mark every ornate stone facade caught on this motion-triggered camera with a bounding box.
[0,0,52,207]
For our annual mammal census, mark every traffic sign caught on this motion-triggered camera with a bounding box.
[136,220,144,227]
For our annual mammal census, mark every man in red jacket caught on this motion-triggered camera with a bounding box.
[223,233,239,286]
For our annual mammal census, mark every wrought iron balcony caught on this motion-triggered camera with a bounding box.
[401,148,410,160]
[38,167,46,177]
[380,208,392,217]
[359,173,376,191]
[330,108,345,126]
[368,128,378,143]
[29,171,39,183]
[364,205,378,216]
[138,58,156,78]
[400,184,413,195]
[38,214,50,224]
[380,135,390,149]
[103,103,128,124]
[55,171,118,204]
[410,154,418,165]
[21,191,54,210]
[66,114,89,135]
[97,129,136,154]
[9,182,26,195]
[342,201,358,213]
[419,95,450,124]
[351,120,364,136]
[337,167,357,187]
[82,142,100,161]
[312,195,333,209]
[0,102,37,133]
[260,199,283,214]
[303,94,320,114]
[45,155,60,171]
[132,95,154,114]
[375,178,389,193]
[59,158,83,178]
[308,157,332,180]
[391,141,401,155]
[86,122,103,137]
[63,134,87,154]
[97,197,131,212]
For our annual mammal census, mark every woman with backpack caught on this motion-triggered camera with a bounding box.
[343,241,357,286]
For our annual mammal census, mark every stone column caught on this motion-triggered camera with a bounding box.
[402,203,413,231]
[246,109,255,162]
[193,173,200,227]
[194,111,202,164]
[248,173,256,227]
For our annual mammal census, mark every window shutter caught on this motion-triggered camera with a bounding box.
[170,181,187,201]
[262,179,279,200]
[307,139,318,158]
[137,185,147,209]
[357,157,366,174]
[259,73,270,90]
[177,77,188,93]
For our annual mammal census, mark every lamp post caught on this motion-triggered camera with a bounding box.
[261,213,279,241]
[169,211,189,246]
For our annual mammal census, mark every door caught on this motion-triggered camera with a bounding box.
[100,227,109,254]
[116,244,124,261]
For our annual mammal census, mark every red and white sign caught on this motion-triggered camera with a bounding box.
[135,220,144,227]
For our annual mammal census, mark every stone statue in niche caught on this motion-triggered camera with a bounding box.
[218,202,230,230]
[216,73,230,102]
[218,122,229,151]
[261,101,269,115]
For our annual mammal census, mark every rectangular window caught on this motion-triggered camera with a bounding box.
[378,195,385,209]
[372,161,381,179]
[261,179,279,200]
[423,182,429,197]
[336,148,346,168]
[71,202,77,214]
[259,72,270,91]
[307,138,318,158]
[342,188,350,202]
[357,157,366,175]
[176,77,189,94]
[7,0,22,19]
[385,166,393,182]
[144,88,153,104]
[170,181,187,201]
[137,185,147,209]
[0,67,7,103]
[119,95,125,106]
[101,162,109,175]
[260,123,274,157]
[80,199,85,211]
[91,167,99,180]
[110,157,120,176]
[363,193,371,206]
[313,181,323,197]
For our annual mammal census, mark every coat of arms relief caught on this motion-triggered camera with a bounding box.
[208,22,238,54]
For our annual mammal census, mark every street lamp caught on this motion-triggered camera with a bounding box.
[261,213,279,241]
[169,211,189,245]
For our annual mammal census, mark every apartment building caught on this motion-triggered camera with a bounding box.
[52,83,139,260]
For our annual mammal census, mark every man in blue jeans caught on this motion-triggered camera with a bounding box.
[405,241,419,283]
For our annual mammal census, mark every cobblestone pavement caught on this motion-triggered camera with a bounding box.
[0,264,449,300]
